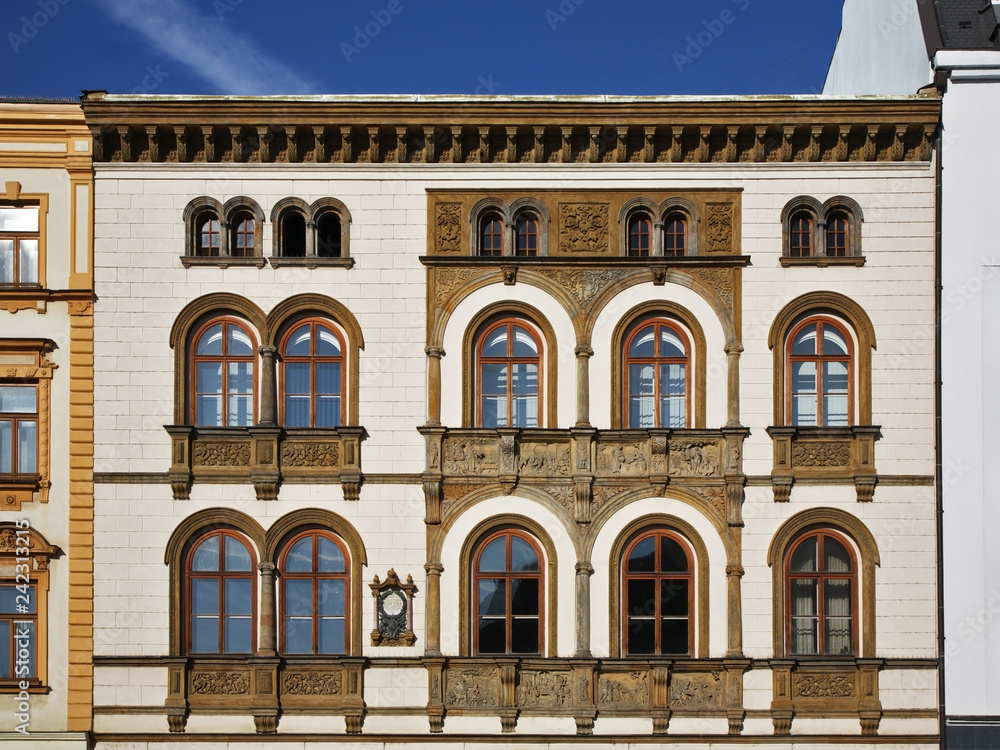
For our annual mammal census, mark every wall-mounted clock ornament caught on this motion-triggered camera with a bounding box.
[370,568,417,646]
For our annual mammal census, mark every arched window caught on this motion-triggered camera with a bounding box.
[663,214,686,257]
[229,212,255,258]
[480,214,504,257]
[196,213,221,257]
[280,211,307,257]
[191,318,257,427]
[789,212,813,257]
[787,317,852,426]
[186,530,256,654]
[623,319,690,428]
[316,212,342,258]
[279,530,349,655]
[622,530,694,656]
[280,320,345,428]
[785,529,856,656]
[472,529,543,655]
[826,212,849,257]
[627,214,652,257]
[514,213,539,257]
[476,318,542,428]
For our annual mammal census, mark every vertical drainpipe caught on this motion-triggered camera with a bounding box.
[934,70,947,750]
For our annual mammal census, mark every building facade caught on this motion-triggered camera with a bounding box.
[0,101,95,748]
[75,93,940,748]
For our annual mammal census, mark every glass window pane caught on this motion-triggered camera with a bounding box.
[19,240,37,284]
[285,362,309,395]
[822,325,849,356]
[478,538,506,572]
[825,617,852,655]
[228,325,254,356]
[511,617,539,654]
[20,622,35,677]
[196,395,222,427]
[478,579,506,616]
[824,538,852,573]
[791,538,817,572]
[316,362,341,395]
[510,578,539,616]
[316,325,341,356]
[0,621,9,677]
[285,578,313,616]
[0,207,38,231]
[228,362,253,394]
[319,579,346,616]
[224,616,251,653]
[0,385,37,413]
[284,616,311,653]
[661,363,686,396]
[512,394,537,428]
[196,324,223,355]
[792,324,817,355]
[0,587,16,613]
[481,328,508,357]
[660,394,686,428]
[825,579,852,618]
[0,420,9,473]
[196,361,223,395]
[660,537,688,572]
[660,618,689,655]
[511,363,537,396]
[191,578,219,615]
[191,536,219,571]
[511,326,538,357]
[17,421,36,473]
[285,325,311,356]
[629,325,655,358]
[285,537,312,572]
[481,363,507,394]
[627,618,655,655]
[224,579,252,616]
[478,618,505,653]
[284,395,309,428]
[315,395,341,428]
[224,536,251,571]
[627,579,655,617]
[319,617,345,654]
[628,537,656,572]
[0,239,12,283]
[791,579,817,617]
[791,616,818,655]
[660,327,685,358]
[510,537,539,572]
[481,395,503,428]
[824,394,849,426]
[191,615,219,652]
[317,536,345,572]
[660,579,689,616]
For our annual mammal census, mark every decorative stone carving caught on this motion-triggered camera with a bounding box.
[689,267,735,310]
[559,203,610,253]
[192,442,251,467]
[191,671,250,695]
[668,440,721,477]
[280,441,340,467]
[435,203,462,252]
[597,671,649,707]
[597,442,648,476]
[435,267,481,304]
[706,203,733,253]
[542,483,574,511]
[446,668,498,707]
[517,671,571,708]
[793,673,855,698]
[670,672,722,709]
[443,439,498,475]
[695,485,726,517]
[592,484,630,510]
[281,671,342,696]
[549,268,628,310]
[518,443,570,476]
[792,442,851,467]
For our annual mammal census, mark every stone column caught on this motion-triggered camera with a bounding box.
[305,220,316,257]
[726,564,745,656]
[258,346,278,426]
[725,343,743,428]
[575,562,594,657]
[574,345,593,427]
[258,562,277,656]
[425,347,445,425]
[424,562,444,655]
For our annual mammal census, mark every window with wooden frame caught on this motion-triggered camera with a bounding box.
[229,212,255,258]
[785,529,857,656]
[789,211,813,258]
[663,214,686,257]
[514,213,539,257]
[623,318,691,428]
[622,529,694,656]
[185,530,256,654]
[787,317,853,427]
[0,204,40,286]
[279,530,349,655]
[472,528,543,655]
[195,212,221,257]
[0,341,54,510]
[475,318,542,428]
[0,524,57,691]
[191,318,257,427]
[0,384,37,482]
[826,211,849,257]
[479,214,504,257]
[279,320,345,428]
[627,213,652,257]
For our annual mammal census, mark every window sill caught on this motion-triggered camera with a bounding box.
[0,680,49,694]
[779,256,865,268]
[268,256,355,269]
[0,476,41,511]
[180,256,267,269]
[766,425,880,502]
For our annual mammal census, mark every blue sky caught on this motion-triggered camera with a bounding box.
[3,0,844,99]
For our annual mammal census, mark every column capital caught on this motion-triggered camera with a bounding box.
[425,346,446,359]
[725,565,745,578]
[258,561,276,575]
[258,345,277,357]
[724,343,744,356]
[424,562,444,576]
[574,345,594,359]
[575,562,594,576]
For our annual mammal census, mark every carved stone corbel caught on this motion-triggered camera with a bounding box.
[561,126,573,163]
[769,660,794,735]
[781,125,794,162]
[396,126,408,163]
[726,125,738,162]
[838,124,851,161]
[201,126,215,162]
[423,656,446,732]
[651,664,671,734]
[893,125,906,161]
[754,125,767,162]
[228,126,243,163]
[284,124,297,163]
[570,427,595,522]
[809,125,822,162]
[588,126,601,163]
[698,125,711,162]
[368,126,380,163]
[571,660,597,735]
[248,655,280,733]
[419,425,446,524]
[337,426,365,500]
[249,425,281,501]
[506,126,517,163]
[498,431,518,494]
[116,125,132,162]
[723,659,750,735]
[423,126,436,163]
[164,425,194,500]
[164,656,190,733]
[144,125,159,162]
[478,126,490,163]
[643,125,656,163]
[616,125,628,162]
[532,125,545,163]
[255,126,271,163]
[174,125,188,162]
[450,125,463,163]
[857,659,883,736]
[340,126,353,163]
[498,660,518,732]
[865,124,879,161]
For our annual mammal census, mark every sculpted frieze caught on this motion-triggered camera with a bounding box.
[518,443,570,477]
[549,267,630,311]
[597,671,649,707]
[793,673,855,699]
[435,203,462,252]
[597,442,648,477]
[443,438,498,475]
[435,267,482,306]
[191,671,250,695]
[281,670,343,696]
[280,441,340,467]
[670,672,722,709]
[668,440,721,477]
[192,442,251,467]
[517,670,571,708]
[689,267,735,311]
[446,668,498,708]
[558,203,610,253]
[792,441,851,467]
[705,203,733,253]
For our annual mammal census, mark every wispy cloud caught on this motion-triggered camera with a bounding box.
[91,0,316,95]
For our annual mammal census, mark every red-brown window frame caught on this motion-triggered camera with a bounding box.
[278,529,350,655]
[0,382,38,479]
[789,212,813,258]
[471,528,544,656]
[0,202,40,286]
[230,212,255,257]
[184,530,257,655]
[196,213,221,257]
[621,529,695,657]
[475,318,544,428]
[514,213,539,257]
[622,318,692,429]
[663,214,686,257]
[627,213,652,257]
[189,317,259,426]
[825,212,849,257]
[784,528,858,657]
[480,214,504,257]
[785,316,854,427]
[278,319,347,428]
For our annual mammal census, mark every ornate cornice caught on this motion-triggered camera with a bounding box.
[79,94,940,165]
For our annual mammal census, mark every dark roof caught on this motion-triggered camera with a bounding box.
[933,0,1000,49]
